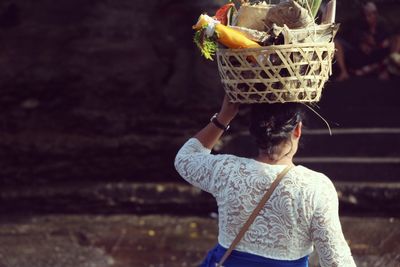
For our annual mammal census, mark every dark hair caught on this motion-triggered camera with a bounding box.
[249,103,305,159]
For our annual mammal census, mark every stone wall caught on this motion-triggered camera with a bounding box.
[0,0,227,187]
[0,0,399,215]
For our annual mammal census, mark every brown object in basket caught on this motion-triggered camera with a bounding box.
[264,1,314,30]
[217,42,335,104]
[236,3,271,31]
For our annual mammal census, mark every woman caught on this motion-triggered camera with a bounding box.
[174,95,356,267]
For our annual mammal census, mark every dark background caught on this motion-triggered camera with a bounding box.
[0,0,400,219]
[0,0,399,214]
[0,0,399,266]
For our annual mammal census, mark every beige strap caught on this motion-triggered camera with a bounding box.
[216,164,294,267]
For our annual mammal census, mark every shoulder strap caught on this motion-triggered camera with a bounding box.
[216,164,294,267]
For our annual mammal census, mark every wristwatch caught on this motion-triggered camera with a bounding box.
[210,113,230,131]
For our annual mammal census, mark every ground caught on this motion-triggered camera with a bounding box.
[0,215,399,267]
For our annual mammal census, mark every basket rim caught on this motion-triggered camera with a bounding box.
[217,42,335,52]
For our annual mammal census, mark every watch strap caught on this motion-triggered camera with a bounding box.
[210,113,230,131]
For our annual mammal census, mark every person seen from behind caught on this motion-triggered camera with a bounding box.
[175,95,357,266]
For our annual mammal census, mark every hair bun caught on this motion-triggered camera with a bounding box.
[249,103,305,156]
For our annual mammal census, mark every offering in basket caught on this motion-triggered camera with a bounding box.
[193,0,339,104]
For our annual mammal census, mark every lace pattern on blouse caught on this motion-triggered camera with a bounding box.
[175,138,356,266]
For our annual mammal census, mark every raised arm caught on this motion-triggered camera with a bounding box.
[174,95,239,195]
[194,94,239,149]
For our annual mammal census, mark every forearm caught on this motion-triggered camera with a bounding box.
[192,94,239,150]
[194,113,233,150]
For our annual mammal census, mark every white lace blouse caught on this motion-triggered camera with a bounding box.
[175,138,356,267]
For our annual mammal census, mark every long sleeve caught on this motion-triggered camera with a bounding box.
[174,138,228,196]
[310,178,356,267]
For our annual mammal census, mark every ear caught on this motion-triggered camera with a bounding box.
[293,122,302,139]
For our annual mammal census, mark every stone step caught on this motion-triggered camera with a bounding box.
[317,77,400,128]
[300,129,400,157]
[219,129,400,182]
[294,162,400,182]
[1,182,399,217]
[221,129,400,157]
[0,214,398,267]
[0,132,185,186]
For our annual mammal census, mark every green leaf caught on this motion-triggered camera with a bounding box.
[296,0,322,18]
[193,27,218,61]
[310,0,322,18]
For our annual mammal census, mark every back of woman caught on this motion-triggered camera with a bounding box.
[175,96,356,267]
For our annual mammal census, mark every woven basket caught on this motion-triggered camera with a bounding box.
[217,42,335,103]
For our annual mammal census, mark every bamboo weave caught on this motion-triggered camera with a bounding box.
[217,42,335,103]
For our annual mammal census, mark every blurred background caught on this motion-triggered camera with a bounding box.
[0,0,399,266]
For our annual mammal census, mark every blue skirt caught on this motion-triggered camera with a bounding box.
[200,244,308,267]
